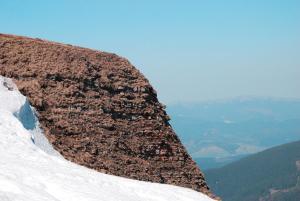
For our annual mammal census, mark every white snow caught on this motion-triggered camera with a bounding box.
[0,76,215,201]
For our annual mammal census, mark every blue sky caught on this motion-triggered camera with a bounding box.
[1,0,299,104]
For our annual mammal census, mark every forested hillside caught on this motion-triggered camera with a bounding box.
[205,140,300,201]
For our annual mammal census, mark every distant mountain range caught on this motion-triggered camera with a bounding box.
[167,98,300,169]
[204,140,300,201]
[194,154,248,170]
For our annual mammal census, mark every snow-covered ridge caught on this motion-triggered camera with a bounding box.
[0,76,214,201]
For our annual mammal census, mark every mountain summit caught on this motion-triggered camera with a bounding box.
[0,34,210,195]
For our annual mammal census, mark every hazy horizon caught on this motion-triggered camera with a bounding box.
[1,0,299,104]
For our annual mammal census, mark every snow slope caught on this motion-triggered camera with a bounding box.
[0,76,215,201]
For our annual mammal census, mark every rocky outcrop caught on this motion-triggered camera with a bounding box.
[0,34,210,195]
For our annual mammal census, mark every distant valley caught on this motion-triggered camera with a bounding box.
[167,98,300,170]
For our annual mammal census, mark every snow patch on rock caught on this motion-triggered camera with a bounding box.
[15,98,60,156]
[0,76,60,156]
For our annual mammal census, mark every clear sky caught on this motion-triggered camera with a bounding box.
[1,0,299,104]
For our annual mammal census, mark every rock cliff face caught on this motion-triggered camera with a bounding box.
[0,34,209,194]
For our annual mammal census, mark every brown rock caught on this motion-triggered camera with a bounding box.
[0,33,210,195]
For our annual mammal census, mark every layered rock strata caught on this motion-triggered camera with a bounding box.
[0,34,210,195]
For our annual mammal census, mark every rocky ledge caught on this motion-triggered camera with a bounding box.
[0,34,210,195]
